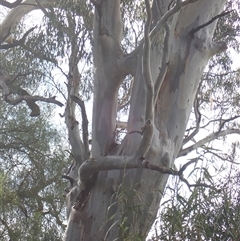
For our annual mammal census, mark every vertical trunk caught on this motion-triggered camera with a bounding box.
[65,0,228,240]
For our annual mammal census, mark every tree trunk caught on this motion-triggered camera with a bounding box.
[64,0,228,240]
[0,0,228,240]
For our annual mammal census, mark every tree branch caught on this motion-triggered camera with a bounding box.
[154,23,169,104]
[190,10,233,34]
[4,94,64,107]
[0,0,23,8]
[71,95,90,160]
[34,0,49,15]
[133,0,154,159]
[182,98,201,145]
[218,115,240,131]
[125,0,199,63]
[178,129,240,157]
[0,0,54,43]
[90,0,107,35]
[78,155,216,191]
[116,121,127,129]
[0,27,35,49]
[149,0,199,41]
[0,70,63,116]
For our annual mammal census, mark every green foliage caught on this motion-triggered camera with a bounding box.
[150,169,240,241]
[0,101,68,241]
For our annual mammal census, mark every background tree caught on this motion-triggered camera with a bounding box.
[0,102,67,240]
[0,0,239,240]
[0,28,68,240]
[150,167,240,241]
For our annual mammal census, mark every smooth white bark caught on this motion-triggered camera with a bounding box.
[0,0,231,240]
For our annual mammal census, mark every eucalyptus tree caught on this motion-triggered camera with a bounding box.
[0,0,239,240]
[0,100,67,240]
[0,24,67,241]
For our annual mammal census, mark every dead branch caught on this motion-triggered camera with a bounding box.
[4,93,63,116]
[0,70,63,116]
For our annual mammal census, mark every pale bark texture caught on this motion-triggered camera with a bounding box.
[0,0,231,240]
[65,0,228,240]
